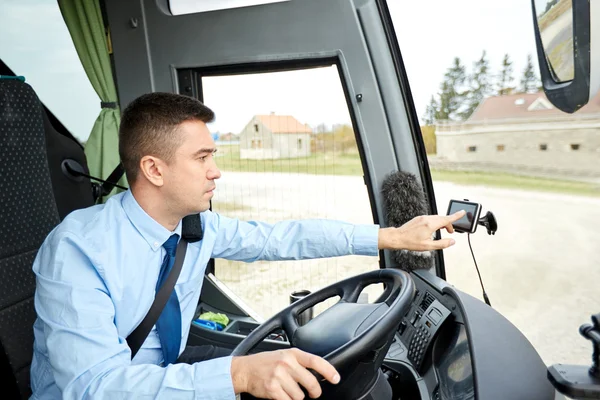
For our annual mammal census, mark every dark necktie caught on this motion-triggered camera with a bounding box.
[155,234,182,365]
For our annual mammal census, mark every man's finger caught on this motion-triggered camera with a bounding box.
[272,387,293,400]
[448,210,466,222]
[435,210,465,233]
[278,371,306,400]
[294,350,341,386]
[287,362,321,399]
[428,238,456,250]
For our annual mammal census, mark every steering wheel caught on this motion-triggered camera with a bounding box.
[232,269,415,398]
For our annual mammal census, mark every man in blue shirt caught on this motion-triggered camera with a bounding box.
[30,93,464,399]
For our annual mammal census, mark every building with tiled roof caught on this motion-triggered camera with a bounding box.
[239,114,312,159]
[435,92,600,175]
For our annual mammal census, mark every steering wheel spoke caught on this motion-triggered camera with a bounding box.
[281,313,300,345]
[231,269,415,374]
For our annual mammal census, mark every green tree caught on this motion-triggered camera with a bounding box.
[519,54,540,93]
[497,53,515,95]
[437,57,467,121]
[461,50,492,119]
[423,95,438,125]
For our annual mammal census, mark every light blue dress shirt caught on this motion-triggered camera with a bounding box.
[30,190,379,399]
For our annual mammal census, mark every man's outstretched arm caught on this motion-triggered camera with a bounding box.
[208,210,465,261]
[208,212,379,261]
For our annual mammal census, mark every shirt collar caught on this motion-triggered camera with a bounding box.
[121,190,182,252]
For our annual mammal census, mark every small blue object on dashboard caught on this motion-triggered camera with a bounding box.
[193,318,225,331]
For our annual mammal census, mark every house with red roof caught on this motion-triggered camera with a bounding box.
[239,113,313,159]
[435,92,600,174]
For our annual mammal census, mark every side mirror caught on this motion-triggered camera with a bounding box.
[531,0,599,113]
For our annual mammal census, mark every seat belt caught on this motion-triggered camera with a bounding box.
[125,214,203,359]
[61,161,126,201]
[126,239,188,360]
[99,163,126,197]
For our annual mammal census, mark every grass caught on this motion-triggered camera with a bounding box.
[214,145,600,197]
[538,0,571,31]
[430,169,600,197]
[548,36,574,80]
[211,200,252,213]
[216,149,364,176]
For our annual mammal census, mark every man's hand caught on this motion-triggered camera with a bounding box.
[231,348,340,399]
[378,210,466,251]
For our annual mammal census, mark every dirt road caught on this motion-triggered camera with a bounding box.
[213,171,600,367]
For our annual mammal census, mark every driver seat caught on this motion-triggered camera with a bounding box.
[0,77,94,398]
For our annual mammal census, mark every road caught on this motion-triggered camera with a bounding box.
[212,171,600,367]
[540,7,573,81]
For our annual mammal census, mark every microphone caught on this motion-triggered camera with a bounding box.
[381,170,434,271]
[182,214,203,243]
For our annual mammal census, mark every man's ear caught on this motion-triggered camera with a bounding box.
[139,155,165,187]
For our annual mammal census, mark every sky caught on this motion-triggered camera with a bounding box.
[0,0,539,141]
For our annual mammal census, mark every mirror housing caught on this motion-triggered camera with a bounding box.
[531,0,600,113]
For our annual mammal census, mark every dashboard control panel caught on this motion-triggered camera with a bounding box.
[389,289,452,372]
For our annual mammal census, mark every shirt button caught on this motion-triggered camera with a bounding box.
[154,241,159,247]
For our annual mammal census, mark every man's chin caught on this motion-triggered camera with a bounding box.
[195,204,211,213]
[185,202,211,215]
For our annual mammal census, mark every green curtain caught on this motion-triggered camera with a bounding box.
[58,0,128,201]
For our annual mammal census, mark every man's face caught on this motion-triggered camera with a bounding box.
[162,120,221,214]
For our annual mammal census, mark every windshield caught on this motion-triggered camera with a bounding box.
[390,0,599,368]
[3,0,596,373]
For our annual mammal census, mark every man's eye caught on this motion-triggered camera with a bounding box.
[198,156,207,161]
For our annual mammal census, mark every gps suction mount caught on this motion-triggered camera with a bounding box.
[477,211,497,235]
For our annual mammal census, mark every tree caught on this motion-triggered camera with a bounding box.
[519,54,540,93]
[332,124,356,154]
[543,0,559,14]
[496,53,515,95]
[460,50,492,119]
[420,125,437,155]
[437,57,467,121]
[423,95,438,125]
[315,123,329,134]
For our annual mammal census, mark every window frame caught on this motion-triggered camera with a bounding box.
[177,58,376,276]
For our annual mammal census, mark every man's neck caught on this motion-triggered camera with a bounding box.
[130,185,181,232]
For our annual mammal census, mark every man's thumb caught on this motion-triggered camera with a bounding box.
[431,238,456,250]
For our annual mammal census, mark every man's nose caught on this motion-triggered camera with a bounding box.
[208,165,221,180]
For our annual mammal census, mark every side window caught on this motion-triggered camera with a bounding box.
[201,66,382,318]
[0,1,99,143]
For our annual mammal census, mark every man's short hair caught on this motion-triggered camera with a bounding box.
[118,92,215,183]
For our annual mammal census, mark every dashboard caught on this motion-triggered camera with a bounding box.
[197,270,554,400]
[380,269,554,400]
[382,271,475,400]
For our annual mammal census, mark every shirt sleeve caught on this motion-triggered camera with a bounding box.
[33,230,236,400]
[210,213,380,261]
